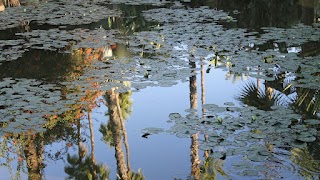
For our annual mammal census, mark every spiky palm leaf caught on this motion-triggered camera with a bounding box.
[237,80,285,110]
[289,88,319,117]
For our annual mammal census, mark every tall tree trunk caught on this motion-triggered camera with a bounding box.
[0,1,5,11]
[88,109,97,179]
[189,61,198,110]
[266,87,274,101]
[23,134,44,180]
[116,94,131,172]
[300,0,315,25]
[201,58,205,116]
[189,59,200,179]
[77,118,84,163]
[190,133,200,180]
[106,89,128,180]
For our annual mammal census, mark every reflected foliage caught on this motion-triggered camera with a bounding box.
[290,87,320,118]
[190,0,304,28]
[0,49,83,81]
[100,90,132,147]
[237,80,284,110]
[65,146,109,180]
[291,148,320,179]
[200,157,228,180]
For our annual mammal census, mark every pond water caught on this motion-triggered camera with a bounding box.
[0,0,320,179]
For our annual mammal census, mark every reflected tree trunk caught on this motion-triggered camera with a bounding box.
[1,0,20,8]
[88,109,97,179]
[106,89,129,180]
[23,134,44,180]
[266,87,274,101]
[190,133,200,180]
[189,59,200,180]
[201,58,206,116]
[189,61,198,110]
[115,93,131,172]
[77,118,85,164]
[300,0,315,25]
[0,1,4,11]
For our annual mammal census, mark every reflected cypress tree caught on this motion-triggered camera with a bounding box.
[65,100,110,180]
[65,144,109,180]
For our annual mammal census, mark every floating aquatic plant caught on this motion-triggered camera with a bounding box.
[0,0,121,30]
[150,103,319,178]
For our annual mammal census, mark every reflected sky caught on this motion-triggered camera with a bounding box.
[0,0,319,179]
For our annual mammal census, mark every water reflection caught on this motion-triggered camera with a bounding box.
[104,88,145,180]
[0,1,319,179]
[0,50,82,81]
[189,0,319,28]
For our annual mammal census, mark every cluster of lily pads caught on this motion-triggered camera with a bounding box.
[0,0,121,30]
[129,6,320,91]
[15,28,121,52]
[143,103,320,178]
[104,0,170,6]
[0,78,75,135]
[0,39,26,63]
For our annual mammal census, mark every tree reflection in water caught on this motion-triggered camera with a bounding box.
[104,88,145,180]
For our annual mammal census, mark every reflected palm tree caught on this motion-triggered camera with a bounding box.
[104,87,145,180]
[101,89,133,170]
[105,88,129,180]
[105,88,130,180]
[268,71,319,118]
[237,80,284,110]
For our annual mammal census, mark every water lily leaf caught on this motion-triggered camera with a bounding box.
[141,127,165,135]
[247,152,268,162]
[304,119,320,125]
[238,169,259,176]
[296,136,316,143]
[291,140,307,148]
[224,102,235,106]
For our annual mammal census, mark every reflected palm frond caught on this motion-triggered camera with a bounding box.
[200,157,228,180]
[99,122,114,147]
[289,88,319,117]
[128,169,145,180]
[237,80,285,110]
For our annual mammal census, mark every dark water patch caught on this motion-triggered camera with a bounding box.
[0,49,83,82]
[186,0,307,30]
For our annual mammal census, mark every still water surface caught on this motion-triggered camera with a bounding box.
[0,0,319,179]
